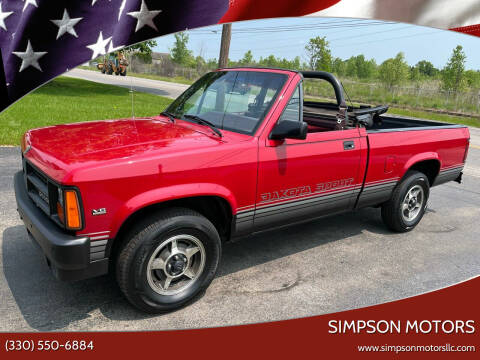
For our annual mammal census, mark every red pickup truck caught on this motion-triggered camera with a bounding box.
[14,68,469,312]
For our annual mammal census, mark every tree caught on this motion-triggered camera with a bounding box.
[345,57,357,78]
[378,52,409,89]
[366,59,378,79]
[290,56,301,70]
[442,45,467,92]
[332,57,346,76]
[410,66,422,82]
[170,32,193,66]
[305,36,332,72]
[195,55,207,72]
[254,55,302,70]
[208,58,219,70]
[415,60,437,77]
[239,50,254,66]
[353,55,376,79]
[123,39,157,63]
[465,70,480,89]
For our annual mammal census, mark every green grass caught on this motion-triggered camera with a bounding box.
[388,107,480,128]
[0,76,173,145]
[126,72,194,85]
[78,65,194,85]
[306,80,480,116]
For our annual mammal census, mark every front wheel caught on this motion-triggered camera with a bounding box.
[116,208,221,313]
[381,171,430,232]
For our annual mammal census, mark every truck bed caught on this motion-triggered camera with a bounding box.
[367,114,466,132]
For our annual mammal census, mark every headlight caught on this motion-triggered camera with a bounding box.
[56,188,65,224]
[57,188,63,206]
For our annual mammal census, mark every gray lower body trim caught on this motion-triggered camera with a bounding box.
[433,166,463,186]
[356,181,397,208]
[234,189,359,233]
[234,211,254,236]
[254,194,352,231]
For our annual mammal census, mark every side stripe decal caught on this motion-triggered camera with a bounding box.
[236,178,400,217]
[235,164,465,229]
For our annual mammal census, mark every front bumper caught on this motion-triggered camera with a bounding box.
[14,171,108,281]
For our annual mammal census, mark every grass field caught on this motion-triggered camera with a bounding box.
[125,72,194,85]
[306,79,480,116]
[0,75,477,145]
[387,107,480,128]
[0,77,173,145]
[78,66,194,85]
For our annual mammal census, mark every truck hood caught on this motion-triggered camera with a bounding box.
[25,116,242,182]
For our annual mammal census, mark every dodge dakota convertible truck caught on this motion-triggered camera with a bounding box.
[14,68,470,312]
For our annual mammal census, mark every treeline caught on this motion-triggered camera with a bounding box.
[162,32,480,92]
[236,37,480,92]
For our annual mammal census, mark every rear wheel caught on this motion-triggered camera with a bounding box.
[381,171,429,232]
[116,208,221,313]
[120,69,127,76]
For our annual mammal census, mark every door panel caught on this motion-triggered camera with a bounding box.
[255,128,363,230]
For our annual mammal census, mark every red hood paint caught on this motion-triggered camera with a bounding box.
[25,116,247,182]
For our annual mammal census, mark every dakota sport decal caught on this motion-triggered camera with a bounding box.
[260,178,354,203]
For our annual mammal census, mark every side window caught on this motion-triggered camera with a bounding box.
[279,84,301,122]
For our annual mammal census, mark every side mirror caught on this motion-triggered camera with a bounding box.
[270,120,308,140]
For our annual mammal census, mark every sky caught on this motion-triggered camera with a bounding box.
[152,17,480,70]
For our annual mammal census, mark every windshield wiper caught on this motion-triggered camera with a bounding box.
[160,111,176,123]
[183,114,223,137]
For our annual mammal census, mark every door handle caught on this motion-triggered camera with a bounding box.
[343,141,355,150]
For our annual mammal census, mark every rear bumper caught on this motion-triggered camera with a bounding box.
[14,171,108,281]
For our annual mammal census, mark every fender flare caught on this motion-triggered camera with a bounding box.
[110,183,238,238]
[400,152,440,179]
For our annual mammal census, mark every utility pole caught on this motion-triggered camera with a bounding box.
[218,23,232,69]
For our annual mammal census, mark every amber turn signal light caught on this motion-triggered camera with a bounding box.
[20,133,28,153]
[65,190,81,229]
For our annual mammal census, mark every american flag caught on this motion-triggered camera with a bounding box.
[0,0,340,112]
[0,0,231,112]
[0,0,478,113]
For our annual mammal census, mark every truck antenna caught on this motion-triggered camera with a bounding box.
[341,81,354,109]
[130,72,135,119]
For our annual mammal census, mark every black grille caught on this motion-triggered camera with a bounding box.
[24,160,62,227]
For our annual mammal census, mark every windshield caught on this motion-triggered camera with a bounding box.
[166,71,287,135]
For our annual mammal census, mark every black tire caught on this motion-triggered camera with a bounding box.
[116,208,221,313]
[120,69,127,76]
[381,171,430,232]
[107,66,113,75]
[101,68,106,74]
